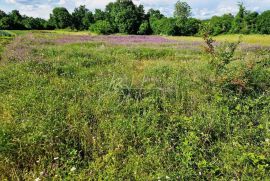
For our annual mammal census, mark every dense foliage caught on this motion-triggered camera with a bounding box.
[72,5,94,31]
[89,20,114,35]
[0,0,270,35]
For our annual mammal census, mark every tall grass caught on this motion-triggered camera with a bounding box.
[0,32,269,180]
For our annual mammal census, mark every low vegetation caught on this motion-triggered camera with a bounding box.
[0,31,269,180]
[1,1,270,36]
[0,30,14,60]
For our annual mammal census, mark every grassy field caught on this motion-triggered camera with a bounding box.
[170,34,270,46]
[0,31,269,180]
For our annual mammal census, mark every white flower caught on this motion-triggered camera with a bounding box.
[199,172,202,175]
[70,167,76,172]
[54,157,59,160]
[35,178,41,181]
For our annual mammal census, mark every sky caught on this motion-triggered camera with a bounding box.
[1,0,270,19]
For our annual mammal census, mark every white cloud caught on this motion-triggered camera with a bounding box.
[2,0,270,19]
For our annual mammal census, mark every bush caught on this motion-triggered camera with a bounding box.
[203,32,270,95]
[0,30,13,37]
[90,20,114,35]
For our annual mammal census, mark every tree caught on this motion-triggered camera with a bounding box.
[93,9,107,22]
[22,17,37,29]
[147,9,164,21]
[151,18,178,35]
[147,9,164,33]
[245,11,258,33]
[231,3,247,33]
[257,10,270,34]
[72,5,94,30]
[82,12,94,30]
[50,7,72,29]
[22,17,46,30]
[138,21,151,35]
[181,18,201,35]
[0,17,12,29]
[9,10,24,29]
[0,9,6,19]
[105,0,143,34]
[174,0,191,20]
[207,14,234,35]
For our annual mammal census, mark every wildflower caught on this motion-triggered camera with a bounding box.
[35,178,41,181]
[54,157,59,160]
[70,167,76,172]
[199,172,202,176]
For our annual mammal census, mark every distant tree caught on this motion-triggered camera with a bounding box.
[93,9,107,22]
[147,9,164,33]
[72,5,94,30]
[231,3,247,33]
[174,0,191,20]
[50,7,72,29]
[10,10,22,23]
[137,5,147,22]
[22,17,37,29]
[138,21,151,35]
[151,18,178,35]
[0,17,12,29]
[0,9,6,19]
[147,9,164,20]
[46,18,56,29]
[257,10,270,34]
[82,12,94,30]
[9,10,24,29]
[105,0,143,34]
[207,14,234,35]
[245,11,258,33]
[181,18,201,35]
[22,17,46,30]
[90,20,113,34]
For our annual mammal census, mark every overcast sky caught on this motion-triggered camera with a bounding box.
[1,0,270,19]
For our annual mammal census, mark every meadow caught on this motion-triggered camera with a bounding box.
[0,31,270,180]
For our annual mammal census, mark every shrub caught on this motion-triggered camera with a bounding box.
[0,30,13,37]
[90,20,114,35]
[203,32,270,95]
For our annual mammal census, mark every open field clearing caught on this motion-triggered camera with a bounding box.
[0,31,270,180]
[169,34,270,46]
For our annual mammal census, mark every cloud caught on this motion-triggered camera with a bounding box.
[2,0,270,19]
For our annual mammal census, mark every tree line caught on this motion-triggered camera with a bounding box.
[0,0,270,36]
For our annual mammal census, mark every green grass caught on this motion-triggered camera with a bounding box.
[170,34,270,45]
[0,37,12,59]
[0,31,269,180]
